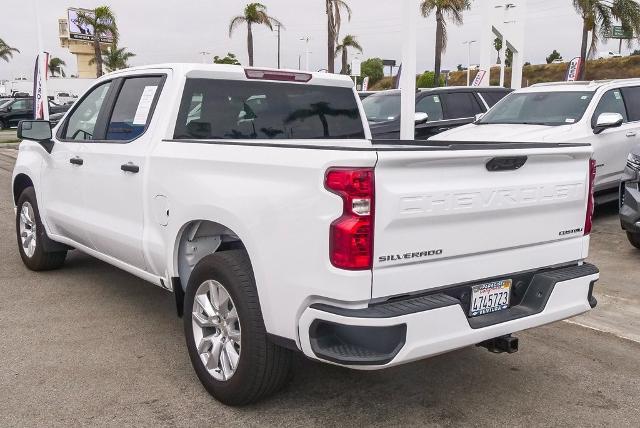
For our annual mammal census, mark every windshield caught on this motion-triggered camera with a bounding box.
[362,93,400,122]
[0,99,12,109]
[479,91,594,126]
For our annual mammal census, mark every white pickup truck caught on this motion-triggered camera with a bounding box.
[12,64,599,405]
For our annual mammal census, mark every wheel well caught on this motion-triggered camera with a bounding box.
[175,220,245,295]
[13,174,34,205]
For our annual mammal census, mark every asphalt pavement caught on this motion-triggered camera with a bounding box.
[1,146,639,427]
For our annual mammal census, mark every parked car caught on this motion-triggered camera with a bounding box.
[0,98,70,129]
[620,147,640,248]
[597,51,622,60]
[12,64,599,405]
[362,87,512,140]
[358,91,376,100]
[434,79,640,202]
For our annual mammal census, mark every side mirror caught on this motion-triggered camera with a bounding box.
[475,113,485,122]
[415,112,429,125]
[17,120,54,153]
[594,112,624,134]
[6,106,12,112]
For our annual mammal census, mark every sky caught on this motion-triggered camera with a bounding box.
[0,0,636,80]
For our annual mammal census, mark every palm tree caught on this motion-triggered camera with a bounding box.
[0,38,20,62]
[494,37,502,64]
[229,3,283,67]
[49,57,66,77]
[335,35,362,74]
[420,0,471,88]
[75,6,119,78]
[92,45,135,72]
[326,0,352,73]
[573,0,640,80]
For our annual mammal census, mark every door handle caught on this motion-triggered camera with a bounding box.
[69,157,84,166]
[121,163,140,173]
[627,132,637,138]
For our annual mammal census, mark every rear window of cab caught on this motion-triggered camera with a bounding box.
[173,79,365,140]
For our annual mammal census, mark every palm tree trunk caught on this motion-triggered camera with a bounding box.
[247,22,254,67]
[327,1,335,73]
[579,18,589,80]
[434,9,444,88]
[341,49,348,74]
[94,39,103,77]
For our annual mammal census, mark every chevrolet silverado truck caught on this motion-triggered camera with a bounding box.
[12,64,599,405]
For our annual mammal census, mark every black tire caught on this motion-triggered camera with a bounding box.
[183,250,293,405]
[16,187,67,271]
[627,232,640,250]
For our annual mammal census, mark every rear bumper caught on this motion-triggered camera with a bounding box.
[298,263,599,369]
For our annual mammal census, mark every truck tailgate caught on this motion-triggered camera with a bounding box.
[372,143,593,299]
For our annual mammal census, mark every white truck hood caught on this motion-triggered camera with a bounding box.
[432,123,576,143]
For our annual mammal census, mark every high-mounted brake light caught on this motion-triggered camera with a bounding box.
[584,158,597,235]
[325,168,375,270]
[245,69,312,82]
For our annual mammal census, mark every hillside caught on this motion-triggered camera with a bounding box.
[369,55,640,90]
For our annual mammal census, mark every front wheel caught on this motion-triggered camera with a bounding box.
[627,232,640,250]
[15,187,67,270]
[183,250,293,405]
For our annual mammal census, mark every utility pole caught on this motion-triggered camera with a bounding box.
[277,24,281,69]
[463,40,477,86]
[300,36,311,71]
[199,51,211,64]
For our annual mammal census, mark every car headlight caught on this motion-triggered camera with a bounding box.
[627,153,640,172]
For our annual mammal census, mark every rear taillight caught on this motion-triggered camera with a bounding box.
[325,168,375,270]
[584,158,597,235]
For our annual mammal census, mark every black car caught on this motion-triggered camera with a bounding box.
[362,87,512,140]
[0,98,70,129]
[620,147,640,249]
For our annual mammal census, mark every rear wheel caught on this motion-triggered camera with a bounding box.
[627,232,640,250]
[15,187,67,270]
[183,250,293,405]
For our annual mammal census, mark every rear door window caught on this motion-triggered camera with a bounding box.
[442,92,483,119]
[415,94,443,121]
[105,76,163,141]
[479,91,510,108]
[174,79,365,140]
[620,87,640,122]
[592,89,628,127]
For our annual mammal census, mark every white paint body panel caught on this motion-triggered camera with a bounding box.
[12,64,598,368]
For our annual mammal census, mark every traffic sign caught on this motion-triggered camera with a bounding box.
[610,26,633,39]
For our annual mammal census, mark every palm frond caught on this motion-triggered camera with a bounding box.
[229,16,247,36]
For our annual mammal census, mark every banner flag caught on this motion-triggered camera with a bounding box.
[565,57,582,82]
[33,52,50,120]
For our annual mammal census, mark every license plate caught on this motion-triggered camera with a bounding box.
[469,279,512,317]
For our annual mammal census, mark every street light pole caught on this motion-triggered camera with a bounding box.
[300,37,311,71]
[199,51,211,64]
[463,40,477,86]
[277,24,281,69]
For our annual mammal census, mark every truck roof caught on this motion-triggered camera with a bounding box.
[102,63,356,88]
[526,78,640,92]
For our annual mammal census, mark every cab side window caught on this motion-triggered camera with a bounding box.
[592,89,628,127]
[105,76,163,141]
[415,94,443,121]
[442,92,483,119]
[620,87,640,122]
[61,82,112,141]
[12,99,33,111]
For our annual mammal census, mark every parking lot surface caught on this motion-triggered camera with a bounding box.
[1,146,639,427]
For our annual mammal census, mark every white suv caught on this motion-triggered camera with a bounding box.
[434,79,640,202]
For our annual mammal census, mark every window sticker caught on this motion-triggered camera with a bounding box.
[434,96,440,103]
[580,95,589,100]
[565,118,576,123]
[133,86,158,125]
[614,91,622,100]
